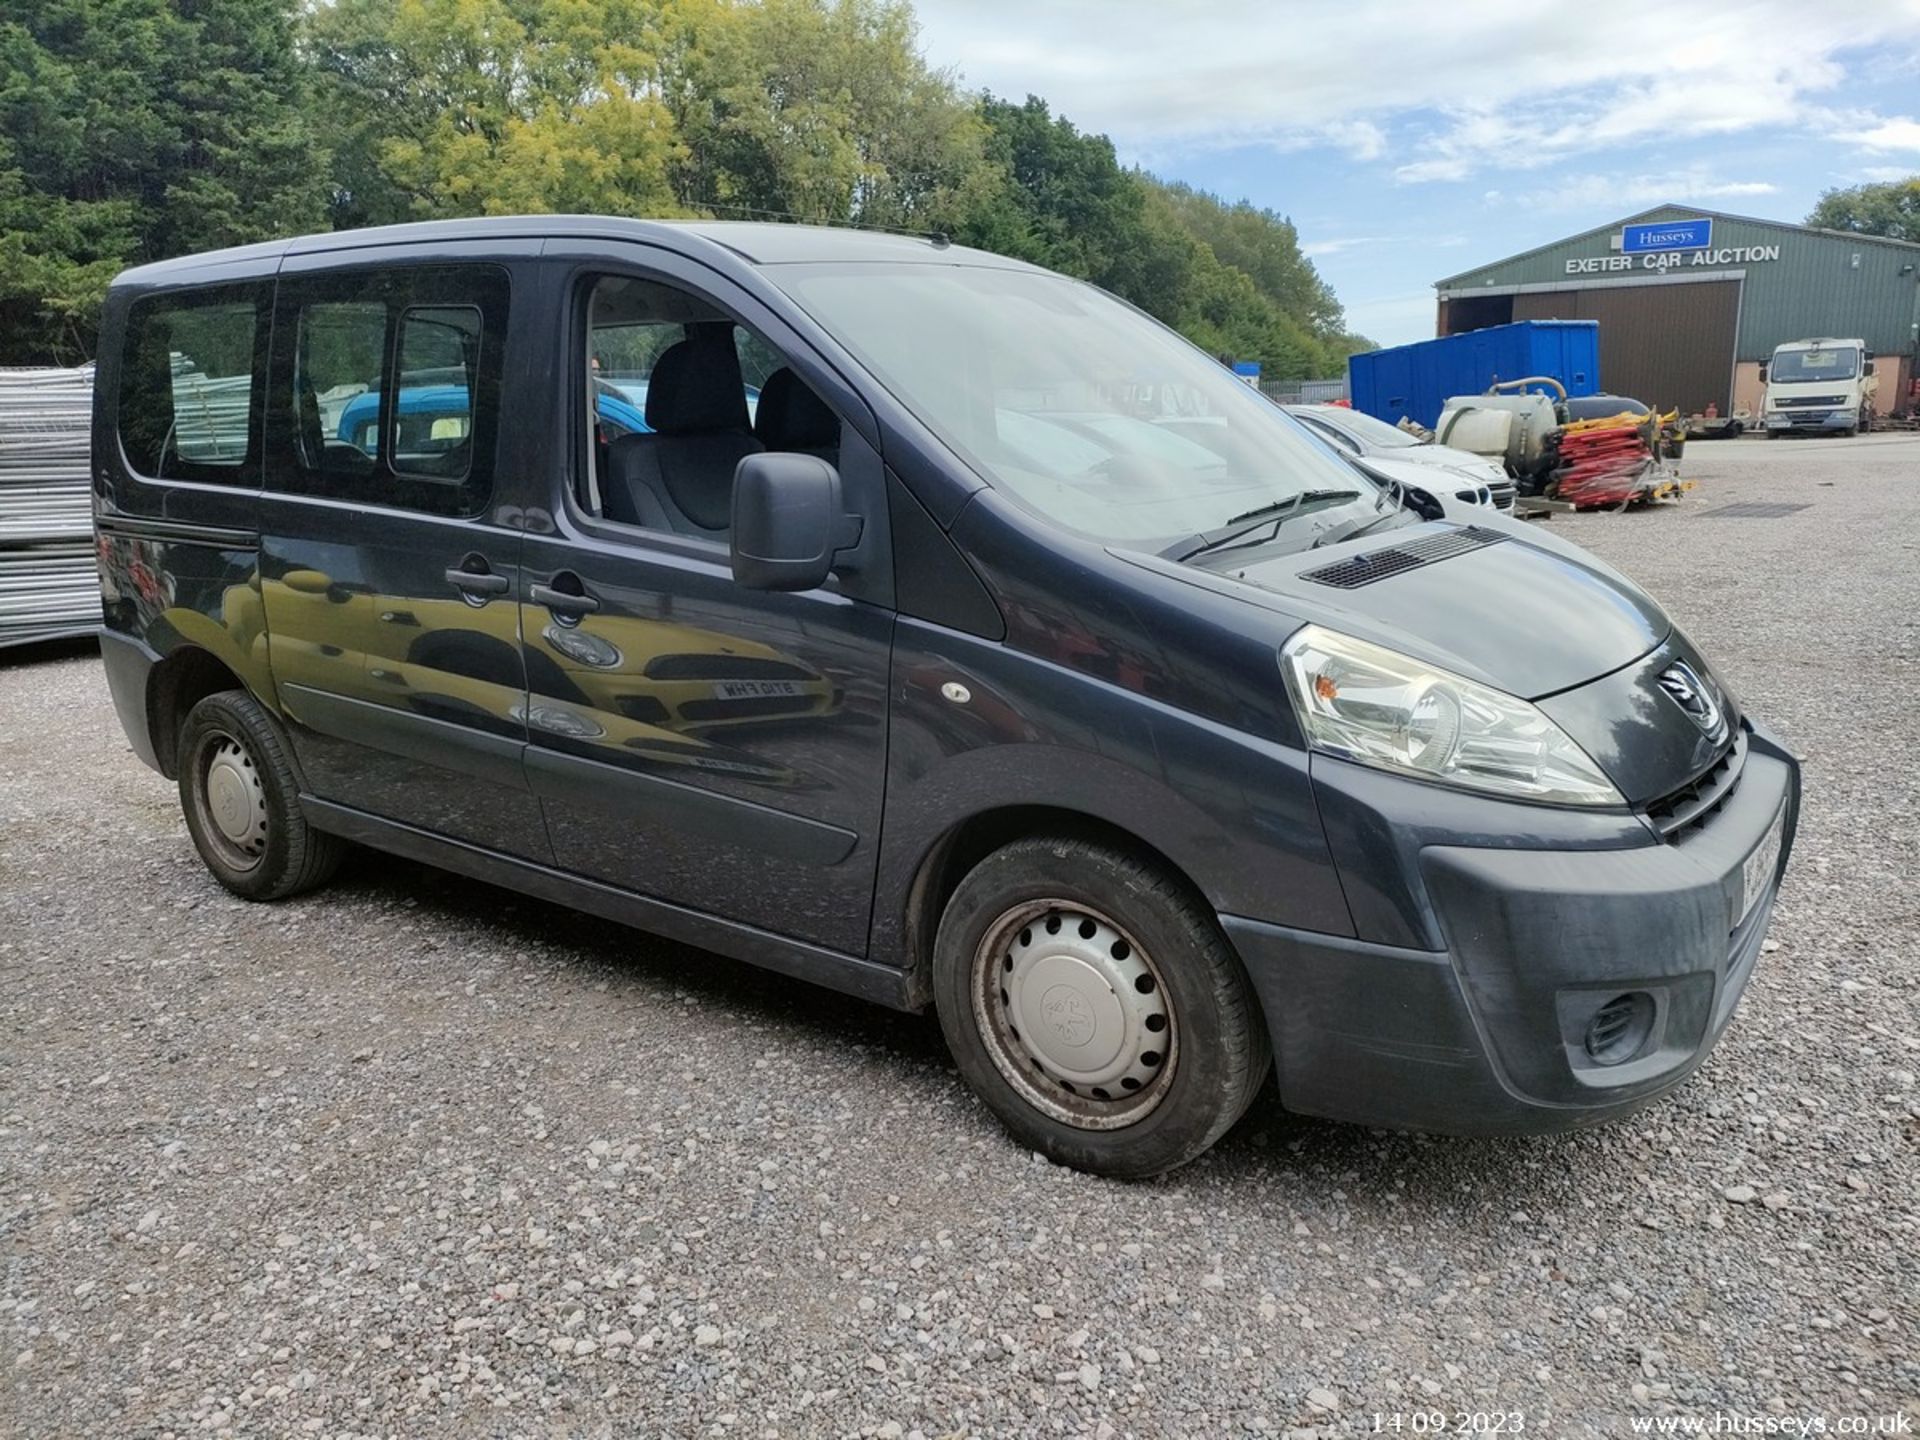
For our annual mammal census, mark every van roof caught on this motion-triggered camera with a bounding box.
[112,216,1037,286]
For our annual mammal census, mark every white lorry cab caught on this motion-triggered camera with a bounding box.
[1762,338,1879,437]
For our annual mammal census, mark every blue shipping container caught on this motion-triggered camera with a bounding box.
[1347,321,1601,429]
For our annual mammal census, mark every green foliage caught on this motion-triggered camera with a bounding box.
[948,97,1365,378]
[0,0,1366,377]
[0,0,325,362]
[1807,177,1920,246]
[307,0,695,226]
[671,0,984,229]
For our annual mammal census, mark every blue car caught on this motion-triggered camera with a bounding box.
[336,382,653,453]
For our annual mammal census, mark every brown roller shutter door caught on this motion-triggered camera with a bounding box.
[1513,280,1738,414]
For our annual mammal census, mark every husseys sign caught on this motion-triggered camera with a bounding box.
[1566,217,1781,274]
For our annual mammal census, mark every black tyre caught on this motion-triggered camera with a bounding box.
[177,690,345,900]
[931,836,1271,1178]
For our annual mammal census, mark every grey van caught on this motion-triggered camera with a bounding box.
[92,218,1798,1176]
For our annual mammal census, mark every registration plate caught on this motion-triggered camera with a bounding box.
[1739,805,1787,921]
[712,679,805,700]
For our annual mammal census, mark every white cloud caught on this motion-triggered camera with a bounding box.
[908,0,1920,179]
[1301,235,1387,257]
[1521,170,1780,213]
[1846,116,1920,150]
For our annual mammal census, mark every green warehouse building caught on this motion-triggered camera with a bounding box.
[1435,204,1920,419]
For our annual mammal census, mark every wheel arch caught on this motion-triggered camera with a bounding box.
[897,804,1216,1010]
[146,646,249,779]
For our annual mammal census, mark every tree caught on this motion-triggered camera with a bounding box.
[0,0,1368,375]
[670,0,983,230]
[1154,181,1344,340]
[0,0,326,362]
[949,96,1366,379]
[307,0,697,226]
[1808,177,1920,245]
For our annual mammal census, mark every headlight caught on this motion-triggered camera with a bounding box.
[1280,625,1623,806]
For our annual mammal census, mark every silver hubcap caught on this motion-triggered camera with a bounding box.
[199,735,268,867]
[973,900,1176,1130]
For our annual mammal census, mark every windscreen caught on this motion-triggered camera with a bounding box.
[1314,407,1422,449]
[778,263,1375,545]
[1770,346,1860,383]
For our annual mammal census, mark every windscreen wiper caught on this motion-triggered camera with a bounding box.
[1160,489,1362,564]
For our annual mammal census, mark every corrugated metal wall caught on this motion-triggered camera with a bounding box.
[0,366,100,647]
[1513,280,1739,414]
[1438,206,1920,362]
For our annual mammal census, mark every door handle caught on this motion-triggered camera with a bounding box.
[446,568,510,597]
[530,582,602,617]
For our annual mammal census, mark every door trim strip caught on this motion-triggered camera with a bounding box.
[93,513,258,548]
[280,682,529,791]
[523,744,859,867]
[301,797,909,1009]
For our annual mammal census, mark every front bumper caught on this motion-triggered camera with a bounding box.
[1765,410,1854,433]
[1223,724,1800,1135]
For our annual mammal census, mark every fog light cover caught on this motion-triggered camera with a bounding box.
[1585,991,1656,1064]
[1280,624,1623,806]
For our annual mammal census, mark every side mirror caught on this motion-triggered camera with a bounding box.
[1865,357,1878,375]
[281,568,336,595]
[1757,365,1768,383]
[730,452,863,592]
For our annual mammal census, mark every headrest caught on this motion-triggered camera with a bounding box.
[754,367,839,452]
[644,327,750,435]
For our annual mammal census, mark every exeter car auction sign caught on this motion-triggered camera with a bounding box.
[1566,217,1782,275]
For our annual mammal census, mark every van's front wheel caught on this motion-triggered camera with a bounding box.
[932,837,1270,1178]
[178,691,344,900]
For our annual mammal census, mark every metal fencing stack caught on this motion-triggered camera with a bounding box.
[0,365,100,648]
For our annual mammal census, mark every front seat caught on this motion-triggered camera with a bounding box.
[604,326,761,534]
[753,366,840,461]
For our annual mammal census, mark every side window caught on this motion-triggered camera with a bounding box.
[582,274,841,539]
[294,301,386,470]
[1314,419,1359,455]
[392,306,481,480]
[118,283,268,484]
[271,265,508,517]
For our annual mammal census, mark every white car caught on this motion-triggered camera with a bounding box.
[1286,403,1516,510]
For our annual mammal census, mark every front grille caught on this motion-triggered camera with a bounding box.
[644,653,814,682]
[616,693,671,725]
[1489,485,1516,511]
[679,694,815,721]
[1643,729,1746,841]
[1777,395,1846,408]
[1300,524,1509,590]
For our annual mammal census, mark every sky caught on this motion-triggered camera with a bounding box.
[907,0,1920,350]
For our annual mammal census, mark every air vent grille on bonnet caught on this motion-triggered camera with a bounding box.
[1300,525,1510,589]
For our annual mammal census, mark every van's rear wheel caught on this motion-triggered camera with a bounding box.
[178,691,344,900]
[932,837,1270,1178]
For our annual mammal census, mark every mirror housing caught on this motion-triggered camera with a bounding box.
[730,453,862,592]
[282,568,333,595]
[1757,364,1768,383]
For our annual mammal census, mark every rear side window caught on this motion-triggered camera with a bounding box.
[118,284,269,483]
[271,265,509,516]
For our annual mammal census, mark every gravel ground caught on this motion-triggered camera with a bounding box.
[2,433,1916,1439]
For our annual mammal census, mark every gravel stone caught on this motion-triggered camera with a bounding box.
[1,436,1917,1435]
